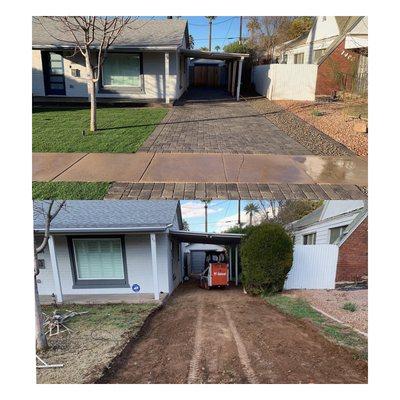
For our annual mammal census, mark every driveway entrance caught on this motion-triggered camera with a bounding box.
[139,88,312,154]
[100,282,367,384]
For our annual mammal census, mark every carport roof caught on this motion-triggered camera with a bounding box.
[170,230,243,245]
[180,49,249,60]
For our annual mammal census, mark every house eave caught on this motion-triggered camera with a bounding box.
[34,225,172,235]
[32,44,180,51]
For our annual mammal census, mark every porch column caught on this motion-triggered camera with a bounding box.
[229,247,233,281]
[150,233,160,300]
[48,235,63,303]
[236,57,244,101]
[164,52,170,104]
[235,245,239,286]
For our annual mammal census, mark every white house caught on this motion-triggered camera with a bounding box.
[32,18,249,104]
[32,19,190,104]
[34,201,242,304]
[284,200,368,289]
[276,16,367,65]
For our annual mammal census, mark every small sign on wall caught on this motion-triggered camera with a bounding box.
[131,284,140,293]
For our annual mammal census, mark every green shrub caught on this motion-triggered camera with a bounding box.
[240,223,293,295]
[342,302,357,312]
[311,109,325,117]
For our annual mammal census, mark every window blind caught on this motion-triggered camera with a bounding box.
[103,54,140,87]
[73,238,124,280]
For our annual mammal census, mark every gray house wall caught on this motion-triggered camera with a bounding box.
[36,233,173,297]
[32,49,187,101]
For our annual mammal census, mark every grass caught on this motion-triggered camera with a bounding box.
[42,303,157,331]
[264,294,367,359]
[32,107,168,153]
[32,181,110,200]
[343,302,358,312]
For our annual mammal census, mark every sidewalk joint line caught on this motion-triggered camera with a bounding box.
[49,153,89,182]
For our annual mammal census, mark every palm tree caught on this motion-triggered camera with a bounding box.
[201,199,212,232]
[244,202,261,226]
[215,45,221,52]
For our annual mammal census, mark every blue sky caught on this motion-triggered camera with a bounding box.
[181,200,273,233]
[151,16,249,50]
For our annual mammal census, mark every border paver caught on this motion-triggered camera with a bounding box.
[105,182,368,200]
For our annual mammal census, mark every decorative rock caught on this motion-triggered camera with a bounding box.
[353,120,368,133]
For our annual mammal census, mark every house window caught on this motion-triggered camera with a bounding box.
[68,237,128,288]
[313,49,325,63]
[282,54,288,64]
[102,53,141,87]
[294,53,304,64]
[303,233,316,245]
[329,225,348,244]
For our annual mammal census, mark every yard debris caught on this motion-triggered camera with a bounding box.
[36,355,63,369]
[43,310,88,337]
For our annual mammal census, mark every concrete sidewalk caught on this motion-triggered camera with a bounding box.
[32,152,368,186]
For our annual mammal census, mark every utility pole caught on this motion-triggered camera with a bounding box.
[205,202,208,232]
[239,16,243,44]
[238,199,241,227]
[206,17,216,51]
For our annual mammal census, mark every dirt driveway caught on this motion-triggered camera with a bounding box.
[100,282,367,384]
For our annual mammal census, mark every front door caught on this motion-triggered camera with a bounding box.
[42,51,66,95]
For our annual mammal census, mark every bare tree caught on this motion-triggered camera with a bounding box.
[34,17,134,132]
[34,201,66,350]
[247,16,292,62]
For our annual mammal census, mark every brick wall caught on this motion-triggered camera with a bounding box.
[336,217,368,282]
[316,39,360,96]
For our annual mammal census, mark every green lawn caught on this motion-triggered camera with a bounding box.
[265,294,368,360]
[32,107,168,152]
[32,182,110,200]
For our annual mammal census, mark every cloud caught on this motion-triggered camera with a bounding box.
[181,201,222,219]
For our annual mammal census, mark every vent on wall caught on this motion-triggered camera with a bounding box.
[71,68,80,77]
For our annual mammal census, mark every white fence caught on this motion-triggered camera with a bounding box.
[252,64,318,101]
[284,245,339,290]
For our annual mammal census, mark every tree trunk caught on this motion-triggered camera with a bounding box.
[88,80,97,132]
[85,56,97,132]
[34,255,48,350]
[249,212,253,226]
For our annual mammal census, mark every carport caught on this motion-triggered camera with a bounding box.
[179,49,249,101]
[170,230,243,285]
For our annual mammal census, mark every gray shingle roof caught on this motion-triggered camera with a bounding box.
[33,200,180,232]
[291,206,324,230]
[32,18,188,48]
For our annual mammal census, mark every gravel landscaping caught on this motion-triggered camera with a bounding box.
[286,289,368,334]
[246,98,356,157]
[275,100,368,158]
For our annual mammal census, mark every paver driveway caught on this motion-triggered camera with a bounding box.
[139,88,312,155]
[100,282,367,384]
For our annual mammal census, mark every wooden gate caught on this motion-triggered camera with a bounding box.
[193,65,220,87]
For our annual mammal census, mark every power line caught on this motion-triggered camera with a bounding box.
[189,17,237,27]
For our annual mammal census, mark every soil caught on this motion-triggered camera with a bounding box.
[100,281,367,384]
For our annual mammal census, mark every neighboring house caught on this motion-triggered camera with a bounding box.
[34,200,184,303]
[289,200,368,283]
[32,19,190,104]
[276,16,368,95]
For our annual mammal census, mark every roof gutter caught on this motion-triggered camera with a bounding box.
[34,224,172,234]
[32,44,180,51]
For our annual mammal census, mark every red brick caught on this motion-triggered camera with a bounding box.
[316,40,360,96]
[336,217,368,282]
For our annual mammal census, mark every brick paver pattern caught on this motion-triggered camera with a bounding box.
[105,182,367,201]
[139,89,312,155]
